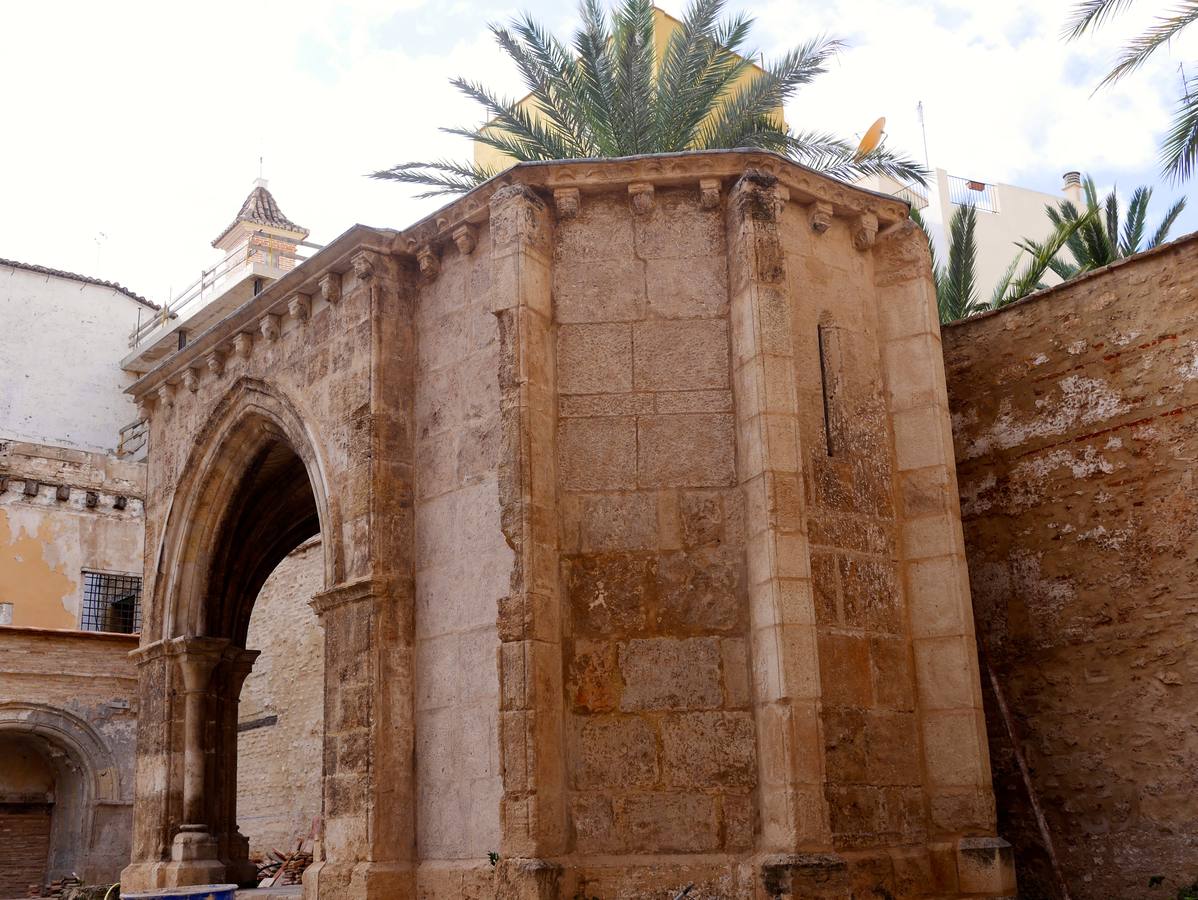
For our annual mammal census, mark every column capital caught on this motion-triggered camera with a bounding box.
[309,574,400,617]
[167,635,230,692]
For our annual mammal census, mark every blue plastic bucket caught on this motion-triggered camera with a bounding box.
[121,886,238,900]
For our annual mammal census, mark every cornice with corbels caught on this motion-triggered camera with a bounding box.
[129,151,909,407]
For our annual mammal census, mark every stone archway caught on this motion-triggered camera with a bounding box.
[129,382,333,888]
[121,238,420,900]
[0,702,124,887]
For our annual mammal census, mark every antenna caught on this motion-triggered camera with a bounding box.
[854,117,886,160]
[259,155,264,179]
[917,101,930,169]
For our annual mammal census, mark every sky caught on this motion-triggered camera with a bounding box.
[1,0,1194,304]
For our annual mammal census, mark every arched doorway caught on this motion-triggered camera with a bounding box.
[150,399,331,888]
[0,703,124,892]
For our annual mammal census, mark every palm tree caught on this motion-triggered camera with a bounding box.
[372,0,927,196]
[1064,0,1198,182]
[912,204,1096,323]
[1040,174,1186,278]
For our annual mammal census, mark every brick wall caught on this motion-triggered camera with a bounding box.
[237,538,324,857]
[943,233,1198,898]
[0,804,53,896]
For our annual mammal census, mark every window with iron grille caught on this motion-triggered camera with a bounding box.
[80,571,143,634]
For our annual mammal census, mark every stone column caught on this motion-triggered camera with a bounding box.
[120,640,177,892]
[490,183,565,899]
[217,647,261,886]
[164,635,229,886]
[305,576,415,900]
[873,221,1015,896]
[725,173,849,894]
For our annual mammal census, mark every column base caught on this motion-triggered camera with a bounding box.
[162,826,226,886]
[495,858,562,900]
[956,836,1017,897]
[758,853,850,899]
[302,860,415,900]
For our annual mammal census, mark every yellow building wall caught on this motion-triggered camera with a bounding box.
[474,7,785,173]
[0,443,144,631]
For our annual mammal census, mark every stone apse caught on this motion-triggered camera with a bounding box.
[120,151,1016,899]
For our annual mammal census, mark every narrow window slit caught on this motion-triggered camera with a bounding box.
[818,323,845,456]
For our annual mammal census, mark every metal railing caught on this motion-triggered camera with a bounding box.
[947,174,1000,213]
[894,180,929,210]
[128,230,323,348]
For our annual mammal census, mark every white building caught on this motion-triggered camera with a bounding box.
[0,259,157,455]
[860,169,1080,298]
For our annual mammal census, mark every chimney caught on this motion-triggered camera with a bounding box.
[1062,171,1082,206]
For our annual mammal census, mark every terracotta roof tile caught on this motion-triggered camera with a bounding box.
[0,256,158,309]
[211,182,308,247]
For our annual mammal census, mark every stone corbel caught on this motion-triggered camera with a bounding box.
[129,638,172,667]
[232,332,253,359]
[287,293,311,323]
[628,182,655,215]
[699,178,721,210]
[351,250,376,281]
[553,187,580,219]
[416,244,440,280]
[182,368,200,393]
[452,224,477,255]
[309,574,397,618]
[809,201,834,234]
[852,212,879,250]
[205,350,224,378]
[319,272,342,305]
[157,382,176,409]
[137,396,155,421]
[259,314,281,342]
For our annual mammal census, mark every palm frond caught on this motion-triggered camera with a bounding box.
[1097,3,1198,86]
[609,0,657,155]
[996,210,1097,307]
[943,204,980,322]
[368,160,497,197]
[1063,0,1139,39]
[1120,185,1150,255]
[449,78,578,161]
[1162,71,1198,183]
[1149,196,1187,247]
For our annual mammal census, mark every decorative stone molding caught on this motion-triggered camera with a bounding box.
[553,187,580,219]
[452,224,477,255]
[259,314,280,342]
[352,250,376,281]
[157,382,175,409]
[232,332,253,359]
[628,181,655,215]
[309,575,395,617]
[809,201,834,234]
[416,244,440,280]
[853,212,879,250]
[205,351,224,379]
[319,272,342,305]
[137,398,155,421]
[699,177,721,209]
[182,368,200,393]
[287,293,311,323]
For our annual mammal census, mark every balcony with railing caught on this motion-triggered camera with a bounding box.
[947,174,1000,213]
[123,229,322,372]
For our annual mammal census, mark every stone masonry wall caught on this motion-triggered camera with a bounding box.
[412,217,508,872]
[237,538,324,858]
[943,233,1198,899]
[554,188,754,889]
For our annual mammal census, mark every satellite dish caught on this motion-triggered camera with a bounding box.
[854,117,886,159]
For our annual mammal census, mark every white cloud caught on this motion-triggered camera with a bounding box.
[0,0,1192,304]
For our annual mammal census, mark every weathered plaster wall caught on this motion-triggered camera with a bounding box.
[237,538,324,858]
[943,233,1198,899]
[0,626,138,885]
[0,264,145,454]
[413,218,507,869]
[0,440,144,629]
